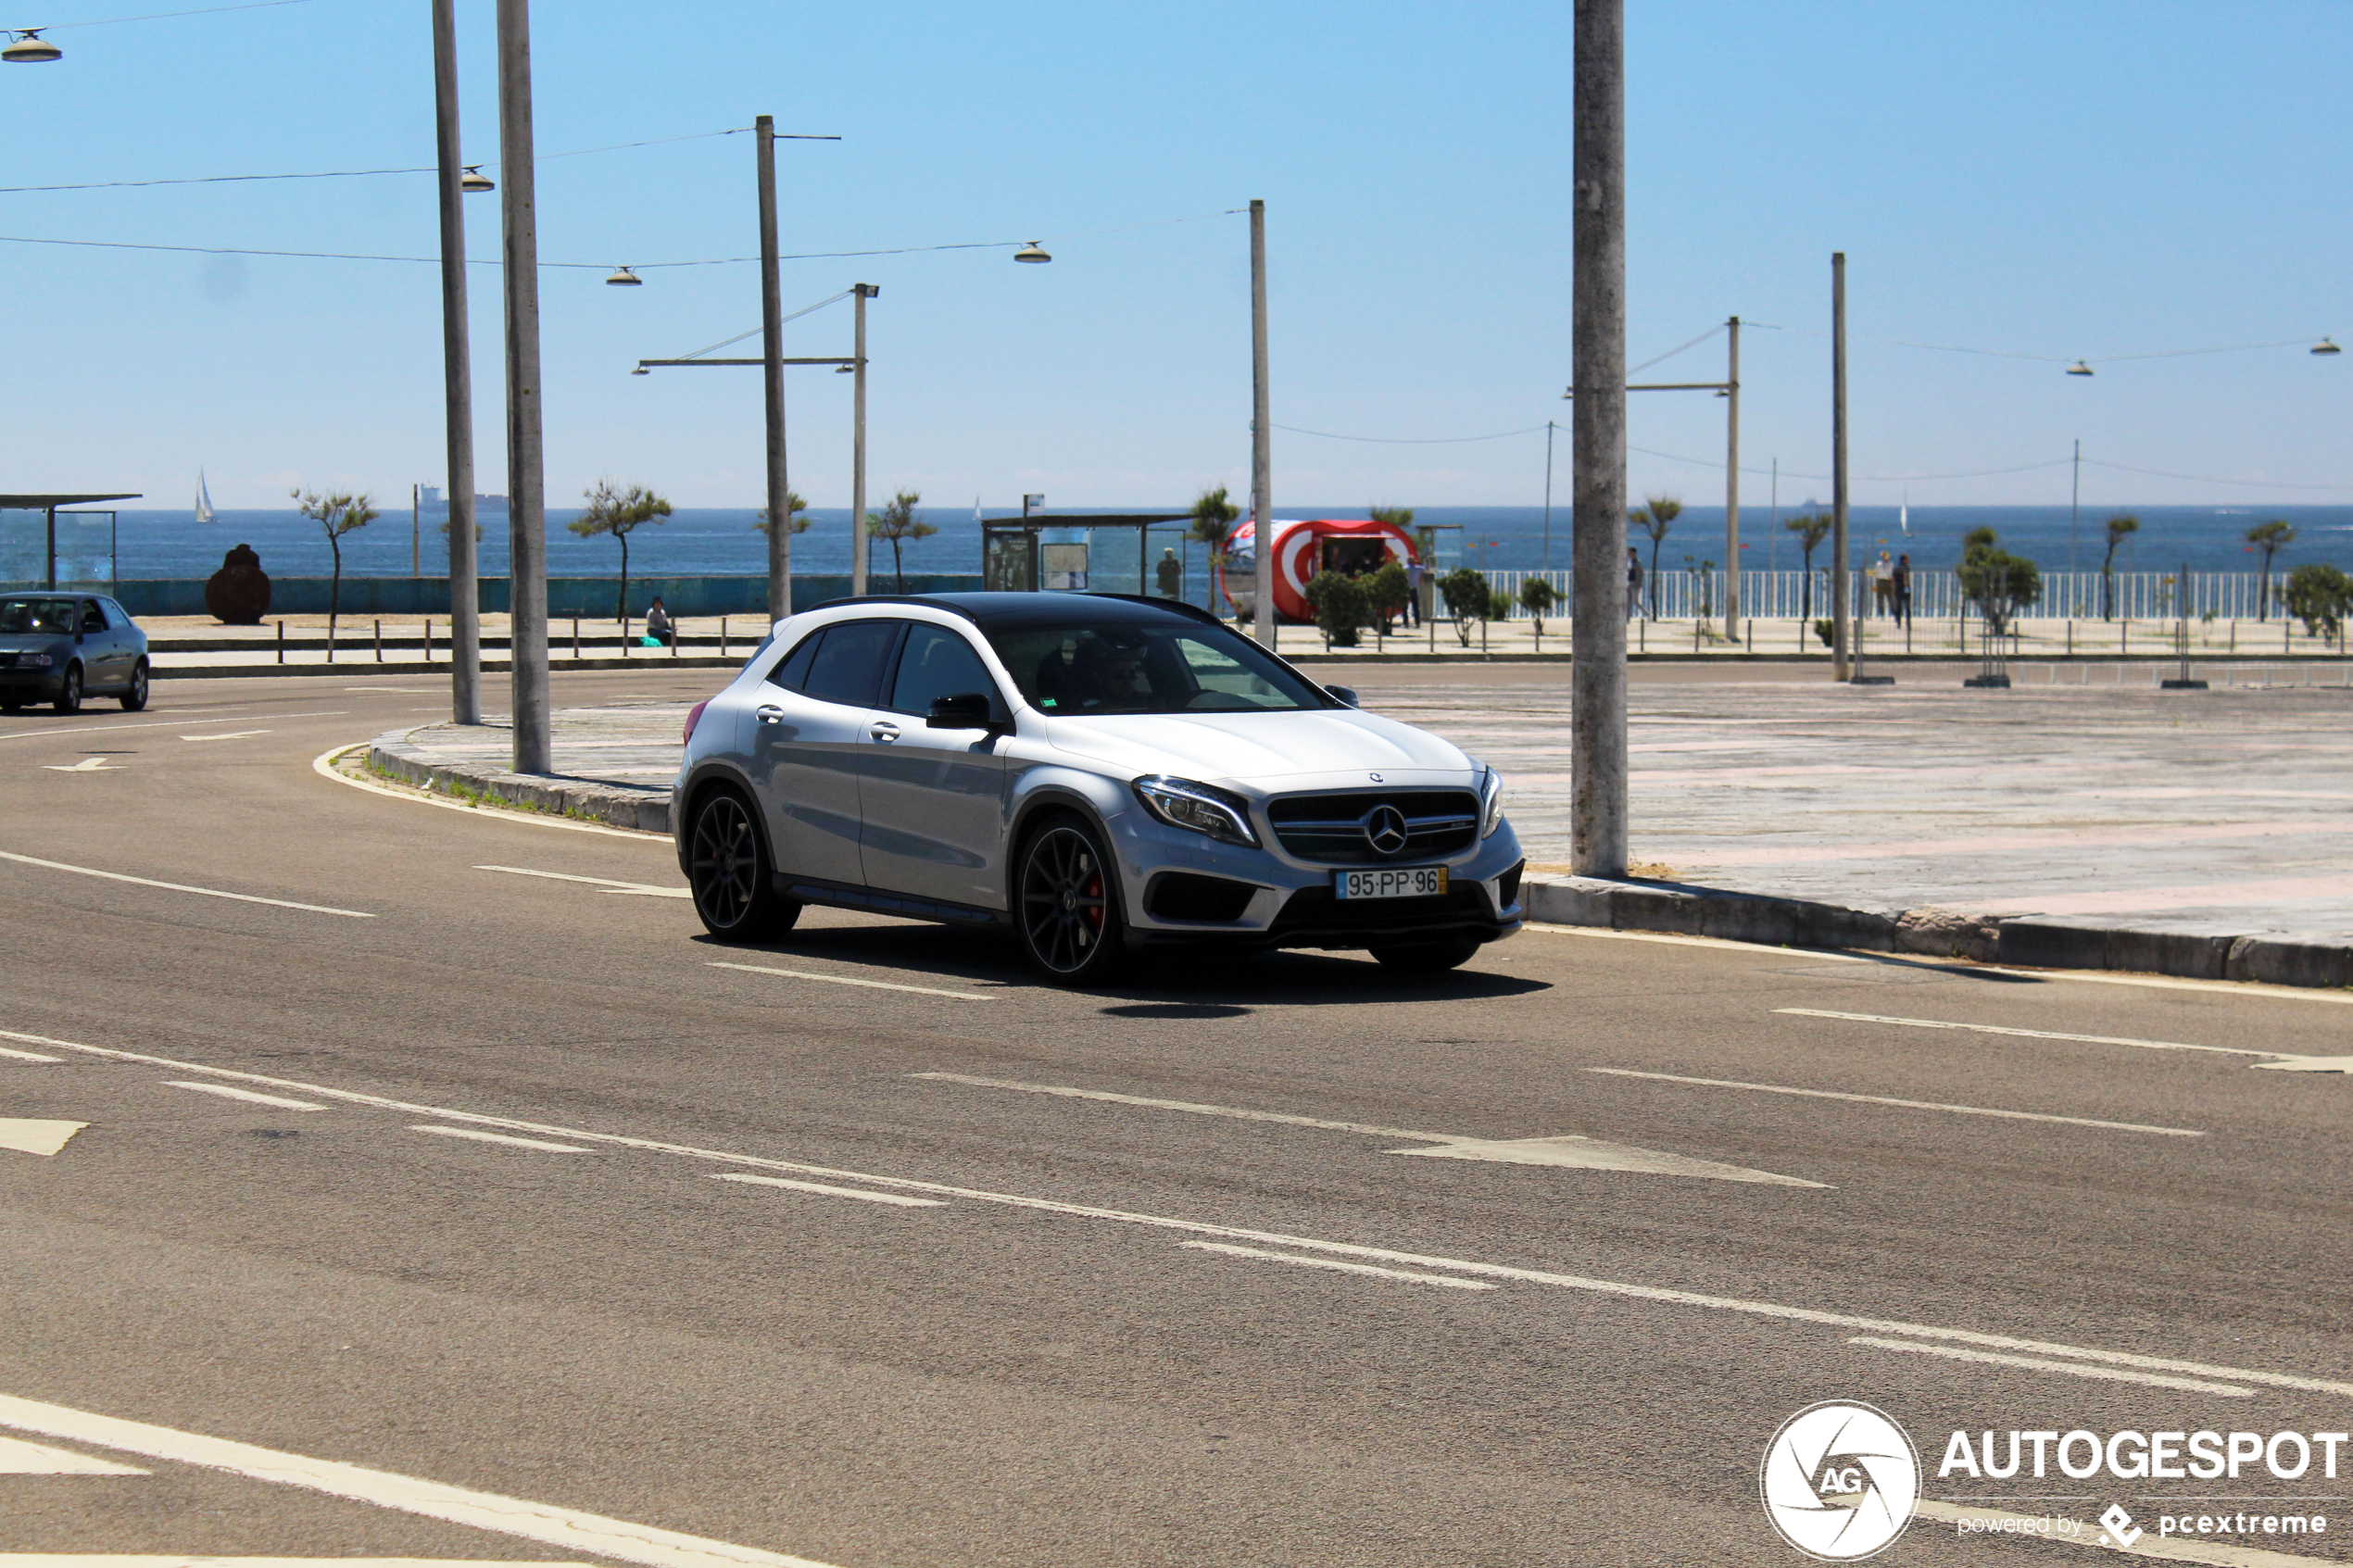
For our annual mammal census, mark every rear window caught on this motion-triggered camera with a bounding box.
[800,620,903,709]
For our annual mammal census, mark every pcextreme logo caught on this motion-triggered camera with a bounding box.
[1760,1401,1922,1562]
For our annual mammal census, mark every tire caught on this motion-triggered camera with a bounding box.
[53,664,82,716]
[686,788,801,942]
[1014,812,1127,985]
[1368,935,1483,973]
[120,659,149,712]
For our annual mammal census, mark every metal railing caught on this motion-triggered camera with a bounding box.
[1468,568,2296,622]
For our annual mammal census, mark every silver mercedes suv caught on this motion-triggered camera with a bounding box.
[673,592,1524,984]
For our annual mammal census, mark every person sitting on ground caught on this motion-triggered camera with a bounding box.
[645,596,674,647]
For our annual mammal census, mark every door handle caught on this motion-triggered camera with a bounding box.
[756,705,786,724]
[869,721,900,742]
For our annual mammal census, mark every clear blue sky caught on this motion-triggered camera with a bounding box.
[2,0,2346,513]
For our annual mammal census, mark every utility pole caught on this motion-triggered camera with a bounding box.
[497,0,548,771]
[757,114,790,621]
[1830,252,1850,683]
[1541,420,1555,571]
[2069,436,2081,579]
[1250,197,1274,649]
[1570,0,1627,878]
[1723,315,1741,642]
[432,0,479,725]
[850,282,875,596]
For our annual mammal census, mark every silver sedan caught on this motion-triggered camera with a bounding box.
[672,592,1524,984]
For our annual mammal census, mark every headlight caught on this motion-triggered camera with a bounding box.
[1132,775,1259,847]
[18,653,51,668]
[1479,767,1505,837]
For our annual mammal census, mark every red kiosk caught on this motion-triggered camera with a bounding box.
[1217,517,1419,623]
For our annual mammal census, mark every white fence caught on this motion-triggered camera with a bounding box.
[1473,569,2290,622]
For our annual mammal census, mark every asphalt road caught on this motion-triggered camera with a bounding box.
[4,667,2351,1567]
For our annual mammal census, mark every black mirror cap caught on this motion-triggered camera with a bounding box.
[1325,684,1360,708]
[927,692,996,729]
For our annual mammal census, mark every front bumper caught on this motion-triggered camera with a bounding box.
[0,669,63,699]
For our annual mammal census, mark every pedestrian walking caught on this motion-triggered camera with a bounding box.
[1627,547,1644,620]
[1404,558,1424,627]
[1893,553,1912,628]
[1154,547,1182,600]
[1869,551,1894,619]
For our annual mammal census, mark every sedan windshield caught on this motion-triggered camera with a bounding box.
[0,598,77,635]
[987,619,1330,715]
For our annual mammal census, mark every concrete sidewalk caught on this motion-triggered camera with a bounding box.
[362,667,2353,983]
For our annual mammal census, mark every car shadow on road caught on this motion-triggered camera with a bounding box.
[691,923,1550,1009]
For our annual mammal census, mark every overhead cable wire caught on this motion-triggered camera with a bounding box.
[51,0,310,27]
[671,290,850,361]
[1276,422,1551,445]
[1747,320,2328,368]
[2080,458,2353,493]
[1628,323,1723,376]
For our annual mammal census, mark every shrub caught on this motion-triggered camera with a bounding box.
[1957,527,2042,635]
[1365,559,1410,630]
[1518,576,1558,634]
[1813,618,1833,647]
[1304,571,1369,646]
[1439,568,1490,646]
[2284,563,2353,639]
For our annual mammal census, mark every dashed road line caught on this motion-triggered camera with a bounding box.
[1777,1008,2264,1058]
[0,850,373,919]
[0,1044,62,1062]
[1848,1336,2254,1397]
[712,1173,944,1207]
[410,1125,587,1152]
[710,961,998,1001]
[1583,1067,2207,1136]
[477,865,689,897]
[1181,1240,1498,1290]
[165,1082,323,1111]
[0,1434,147,1474]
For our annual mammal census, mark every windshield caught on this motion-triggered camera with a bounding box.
[986,619,1330,715]
[0,598,77,635]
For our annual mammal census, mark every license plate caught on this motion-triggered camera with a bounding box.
[1334,866,1448,900]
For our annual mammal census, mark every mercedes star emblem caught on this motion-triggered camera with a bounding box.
[1362,804,1410,857]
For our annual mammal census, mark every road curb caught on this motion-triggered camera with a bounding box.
[365,727,673,834]
[157,656,741,680]
[1521,874,2353,989]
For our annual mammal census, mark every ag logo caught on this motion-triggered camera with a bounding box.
[1759,1400,1919,1562]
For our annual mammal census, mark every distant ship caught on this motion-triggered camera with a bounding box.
[195,470,216,525]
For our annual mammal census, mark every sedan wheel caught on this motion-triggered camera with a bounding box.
[53,664,82,716]
[687,790,799,942]
[1016,816,1126,984]
[120,660,149,712]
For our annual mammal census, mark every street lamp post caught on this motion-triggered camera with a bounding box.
[496,0,549,772]
[1250,198,1274,650]
[432,0,482,726]
[1570,0,1628,879]
[755,114,791,621]
[1723,315,1740,643]
[851,282,875,596]
[1831,252,1850,683]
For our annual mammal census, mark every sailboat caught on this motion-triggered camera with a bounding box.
[195,470,216,525]
[1898,492,1909,536]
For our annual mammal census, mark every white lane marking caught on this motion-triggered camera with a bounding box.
[1777,1008,2271,1058]
[911,1071,1826,1186]
[476,865,689,898]
[0,1434,147,1474]
[180,729,270,743]
[409,1125,587,1152]
[710,962,998,1002]
[1584,1067,2207,1137]
[1910,1500,2353,1567]
[311,744,665,842]
[0,1119,86,1157]
[0,1044,62,1062]
[164,1081,323,1111]
[2252,1055,2353,1074]
[0,713,344,745]
[44,758,121,772]
[1524,922,1868,961]
[1850,1336,2253,1397]
[1181,1240,1499,1290]
[11,1026,2349,1400]
[0,1392,845,1568]
[0,1560,592,1567]
[1975,965,2353,1008]
[0,849,373,919]
[711,1173,944,1207]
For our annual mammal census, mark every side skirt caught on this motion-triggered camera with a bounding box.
[774,873,1010,930]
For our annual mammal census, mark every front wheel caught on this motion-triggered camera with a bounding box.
[53,664,82,716]
[686,789,801,942]
[1015,814,1127,985]
[1368,935,1482,973]
[120,659,149,711]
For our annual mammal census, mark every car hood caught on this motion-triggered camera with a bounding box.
[0,635,70,653]
[1033,709,1473,787]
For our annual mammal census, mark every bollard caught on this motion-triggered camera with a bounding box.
[623,615,631,658]
[573,617,580,659]
[721,616,728,659]
[374,619,383,662]
[275,621,284,665]
[424,619,433,662]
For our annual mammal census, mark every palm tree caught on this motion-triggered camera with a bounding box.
[866,490,935,592]
[753,489,811,539]
[1784,512,1831,618]
[1633,495,1680,618]
[567,480,672,621]
[292,488,377,637]
[2100,514,2139,621]
[1187,485,1239,608]
[2246,519,2296,621]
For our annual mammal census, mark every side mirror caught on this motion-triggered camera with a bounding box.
[927,692,997,730]
[1325,684,1359,708]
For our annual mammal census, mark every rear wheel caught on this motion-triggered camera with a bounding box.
[53,664,82,716]
[1368,935,1482,973]
[686,789,800,942]
[1015,814,1126,985]
[120,659,149,711]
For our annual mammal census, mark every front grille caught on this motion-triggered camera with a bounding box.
[1266,789,1479,865]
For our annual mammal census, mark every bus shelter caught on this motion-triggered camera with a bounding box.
[981,513,1191,596]
[0,493,140,589]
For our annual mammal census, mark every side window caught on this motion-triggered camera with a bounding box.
[101,597,133,628]
[800,620,902,709]
[887,624,998,717]
[81,601,108,633]
[764,631,822,692]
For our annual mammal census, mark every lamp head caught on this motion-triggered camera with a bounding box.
[3,29,61,62]
[1013,243,1051,264]
[606,266,643,286]
[460,166,495,194]
[2066,360,2095,377]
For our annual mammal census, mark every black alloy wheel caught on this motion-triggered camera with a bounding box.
[120,660,148,712]
[687,790,799,942]
[53,664,81,716]
[1016,816,1126,984]
[1367,934,1483,973]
